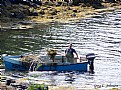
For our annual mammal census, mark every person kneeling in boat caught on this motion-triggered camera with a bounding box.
[65,43,79,63]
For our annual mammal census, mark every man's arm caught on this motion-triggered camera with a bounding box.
[73,49,78,59]
[75,51,79,59]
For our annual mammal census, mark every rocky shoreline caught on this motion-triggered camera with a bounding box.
[1,1,121,30]
[0,73,120,90]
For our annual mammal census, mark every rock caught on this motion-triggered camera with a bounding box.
[43,1,54,6]
[71,13,76,17]
[10,83,18,87]
[30,10,38,16]
[47,6,52,9]
[48,16,53,19]
[49,8,57,15]
[67,7,72,10]
[73,9,77,13]
[6,79,12,86]
[49,11,57,15]
[55,2,62,6]
[68,1,73,6]
[44,86,49,90]
[10,13,16,18]
[80,3,86,7]
[42,7,48,10]
[16,12,25,19]
[10,12,24,19]
[29,2,38,8]
[23,9,30,15]
[39,10,45,15]
[62,2,68,6]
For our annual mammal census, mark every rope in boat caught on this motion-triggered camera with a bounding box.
[20,55,43,71]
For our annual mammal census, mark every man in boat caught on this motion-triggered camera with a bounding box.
[65,43,78,63]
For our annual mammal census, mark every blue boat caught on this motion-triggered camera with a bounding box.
[37,62,88,71]
[2,53,95,72]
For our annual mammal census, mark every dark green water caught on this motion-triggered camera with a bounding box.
[0,23,67,55]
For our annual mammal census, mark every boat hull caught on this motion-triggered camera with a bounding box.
[2,55,89,72]
[3,56,30,71]
[37,62,88,72]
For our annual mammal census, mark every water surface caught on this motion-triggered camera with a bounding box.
[0,9,121,89]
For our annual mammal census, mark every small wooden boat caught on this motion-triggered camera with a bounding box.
[2,53,95,72]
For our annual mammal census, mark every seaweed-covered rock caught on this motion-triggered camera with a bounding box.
[67,7,72,10]
[39,10,45,15]
[55,1,62,6]
[73,9,77,13]
[48,16,53,19]
[71,13,76,17]
[49,11,57,15]
[49,8,57,15]
[43,1,54,6]
[62,2,68,6]
[6,79,15,86]
[68,1,73,6]
[42,7,48,10]
[29,9,38,16]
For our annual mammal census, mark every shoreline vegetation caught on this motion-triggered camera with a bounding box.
[0,0,121,29]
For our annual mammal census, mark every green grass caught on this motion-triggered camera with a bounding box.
[28,84,48,90]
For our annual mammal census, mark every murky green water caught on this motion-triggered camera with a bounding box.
[0,9,121,89]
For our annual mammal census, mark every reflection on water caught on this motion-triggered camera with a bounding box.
[1,10,121,89]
